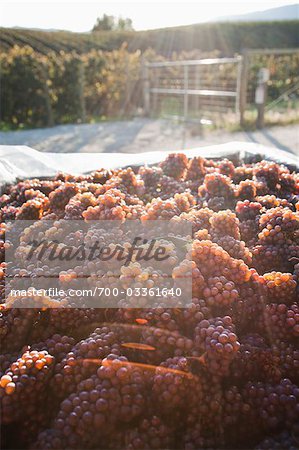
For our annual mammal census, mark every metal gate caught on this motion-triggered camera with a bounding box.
[142,57,242,125]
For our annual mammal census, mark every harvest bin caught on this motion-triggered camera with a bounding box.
[0,141,298,188]
[1,142,298,450]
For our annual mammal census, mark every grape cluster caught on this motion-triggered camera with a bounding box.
[52,326,122,398]
[49,182,79,213]
[125,415,175,449]
[255,430,298,450]
[141,192,195,221]
[263,271,297,303]
[64,192,97,220]
[213,235,252,264]
[264,302,299,341]
[235,179,257,201]
[1,153,299,449]
[152,356,197,415]
[200,172,235,200]
[159,153,188,180]
[209,209,241,239]
[194,316,240,376]
[0,349,55,423]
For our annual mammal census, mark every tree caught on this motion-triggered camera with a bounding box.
[92,14,115,32]
[92,14,134,32]
[117,17,134,31]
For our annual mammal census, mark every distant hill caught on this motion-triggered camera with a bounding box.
[216,4,298,22]
[1,20,299,56]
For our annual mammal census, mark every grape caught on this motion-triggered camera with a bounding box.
[253,161,281,188]
[31,334,76,363]
[0,305,39,353]
[206,195,227,211]
[264,302,299,341]
[263,271,297,304]
[213,235,252,265]
[255,430,298,449]
[258,207,299,246]
[202,275,239,308]
[233,165,254,183]
[185,156,206,181]
[236,200,262,221]
[201,172,235,199]
[159,153,188,180]
[209,209,241,240]
[235,179,257,201]
[52,326,122,398]
[141,192,194,221]
[217,158,235,177]
[49,183,78,213]
[191,239,251,284]
[1,154,299,449]
[34,355,148,449]
[152,356,198,416]
[228,335,281,384]
[194,316,240,376]
[64,192,97,220]
[0,349,55,424]
[125,415,174,450]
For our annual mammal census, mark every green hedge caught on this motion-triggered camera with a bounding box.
[0,46,141,128]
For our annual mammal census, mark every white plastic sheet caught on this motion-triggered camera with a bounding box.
[0,142,298,189]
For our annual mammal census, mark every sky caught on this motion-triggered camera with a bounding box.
[0,0,296,32]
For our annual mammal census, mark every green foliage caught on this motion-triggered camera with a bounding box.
[247,53,299,105]
[92,14,134,32]
[0,46,52,128]
[1,21,298,55]
[82,51,106,117]
[49,52,86,123]
[92,14,116,32]
[0,45,141,128]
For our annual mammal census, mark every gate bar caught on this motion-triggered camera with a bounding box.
[150,88,237,97]
[147,57,241,68]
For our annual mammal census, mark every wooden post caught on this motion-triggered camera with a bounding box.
[182,64,189,149]
[141,57,150,116]
[183,64,189,122]
[255,68,269,129]
[194,64,200,116]
[78,61,86,123]
[152,68,158,116]
[235,56,242,121]
[239,50,249,127]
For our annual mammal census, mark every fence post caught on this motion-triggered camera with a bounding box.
[194,64,200,115]
[183,64,189,122]
[255,68,269,129]
[235,56,242,120]
[239,50,249,127]
[78,61,86,123]
[142,57,150,116]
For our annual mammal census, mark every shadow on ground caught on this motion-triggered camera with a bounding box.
[0,119,298,155]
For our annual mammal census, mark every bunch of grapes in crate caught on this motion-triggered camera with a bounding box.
[0,152,298,449]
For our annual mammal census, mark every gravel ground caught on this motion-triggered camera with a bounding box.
[0,119,298,156]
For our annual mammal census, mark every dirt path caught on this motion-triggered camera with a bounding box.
[1,119,298,156]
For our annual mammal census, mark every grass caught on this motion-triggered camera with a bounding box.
[156,97,299,135]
